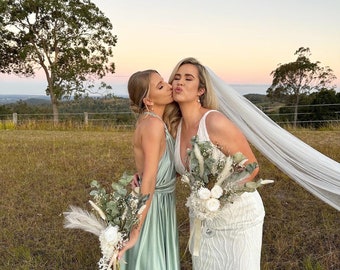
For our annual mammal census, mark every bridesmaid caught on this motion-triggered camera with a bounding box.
[118,70,180,270]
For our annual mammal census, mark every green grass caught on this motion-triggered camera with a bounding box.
[0,129,339,270]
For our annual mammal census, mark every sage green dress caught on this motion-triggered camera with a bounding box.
[121,114,180,270]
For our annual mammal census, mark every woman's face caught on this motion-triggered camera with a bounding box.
[172,63,202,103]
[147,72,173,106]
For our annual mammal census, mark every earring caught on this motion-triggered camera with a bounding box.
[197,97,201,103]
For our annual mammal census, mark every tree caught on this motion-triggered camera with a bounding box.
[0,0,117,123]
[308,89,340,128]
[267,47,337,127]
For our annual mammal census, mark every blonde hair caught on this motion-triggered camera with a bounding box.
[127,69,180,137]
[128,69,157,114]
[163,102,181,138]
[168,57,218,109]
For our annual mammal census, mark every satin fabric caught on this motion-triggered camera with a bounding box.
[121,116,180,270]
[175,110,265,270]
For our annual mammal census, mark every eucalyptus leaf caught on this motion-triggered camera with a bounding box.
[245,181,258,189]
[90,180,100,188]
[118,172,134,186]
[245,162,258,172]
[111,182,124,191]
[233,152,247,163]
[89,190,98,196]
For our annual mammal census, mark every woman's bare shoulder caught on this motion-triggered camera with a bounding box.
[205,110,246,145]
[206,110,236,130]
[137,114,165,136]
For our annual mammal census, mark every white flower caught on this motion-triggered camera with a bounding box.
[205,198,220,212]
[89,200,106,220]
[181,174,190,184]
[210,185,223,199]
[198,187,211,200]
[103,225,120,244]
[99,225,122,259]
[137,205,146,215]
[128,196,138,209]
[260,179,275,185]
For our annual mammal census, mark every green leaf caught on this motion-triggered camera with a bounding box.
[245,162,258,172]
[118,172,134,186]
[245,181,257,189]
[90,180,100,188]
[111,182,127,196]
[233,152,247,163]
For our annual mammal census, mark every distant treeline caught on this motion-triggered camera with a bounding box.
[0,94,130,114]
[1,91,340,128]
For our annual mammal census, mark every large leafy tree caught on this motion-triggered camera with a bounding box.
[0,0,117,123]
[267,47,337,127]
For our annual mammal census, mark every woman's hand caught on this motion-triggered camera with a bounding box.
[117,228,140,260]
[130,173,140,189]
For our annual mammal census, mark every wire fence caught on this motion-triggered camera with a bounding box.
[261,103,340,126]
[0,103,340,128]
[0,111,136,129]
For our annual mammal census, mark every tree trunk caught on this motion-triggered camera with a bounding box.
[48,83,59,125]
[52,100,59,125]
[293,92,300,128]
[43,65,59,125]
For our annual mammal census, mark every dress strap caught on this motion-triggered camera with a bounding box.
[143,112,169,132]
[143,111,163,122]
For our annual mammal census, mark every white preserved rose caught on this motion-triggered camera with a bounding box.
[99,225,122,259]
[103,225,120,245]
[210,185,223,199]
[205,198,220,212]
[198,187,211,200]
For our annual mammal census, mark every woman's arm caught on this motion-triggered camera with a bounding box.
[206,111,259,182]
[118,117,165,259]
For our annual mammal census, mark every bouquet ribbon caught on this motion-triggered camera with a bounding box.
[189,218,202,257]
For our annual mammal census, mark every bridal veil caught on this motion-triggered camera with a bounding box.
[206,67,340,211]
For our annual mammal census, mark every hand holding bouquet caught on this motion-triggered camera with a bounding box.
[64,172,149,270]
[182,136,273,220]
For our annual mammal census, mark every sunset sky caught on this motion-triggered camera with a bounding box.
[1,0,339,96]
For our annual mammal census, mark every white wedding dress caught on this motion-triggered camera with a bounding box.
[175,110,265,270]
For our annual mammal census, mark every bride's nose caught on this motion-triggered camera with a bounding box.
[177,80,183,86]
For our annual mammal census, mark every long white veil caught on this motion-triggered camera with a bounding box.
[206,67,340,211]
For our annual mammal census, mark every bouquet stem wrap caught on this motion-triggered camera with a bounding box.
[189,218,202,257]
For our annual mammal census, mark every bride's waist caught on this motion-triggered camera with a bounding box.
[190,191,265,229]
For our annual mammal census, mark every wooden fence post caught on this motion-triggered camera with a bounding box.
[13,113,17,125]
[84,112,88,125]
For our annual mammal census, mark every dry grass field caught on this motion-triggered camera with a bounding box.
[0,128,339,270]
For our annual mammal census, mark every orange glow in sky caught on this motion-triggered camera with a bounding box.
[1,0,339,95]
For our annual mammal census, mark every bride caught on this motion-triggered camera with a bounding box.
[168,57,340,270]
[169,57,265,269]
